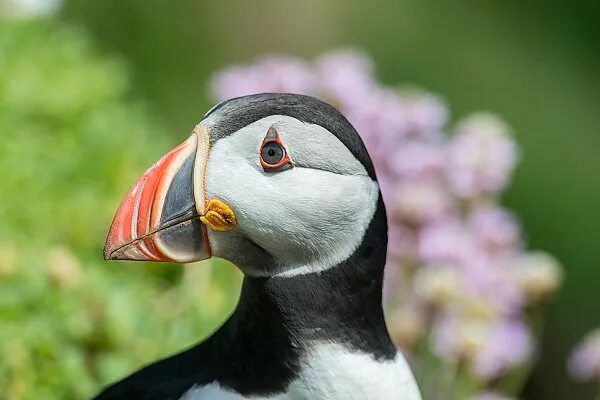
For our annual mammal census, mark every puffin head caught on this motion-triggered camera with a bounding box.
[104,93,384,278]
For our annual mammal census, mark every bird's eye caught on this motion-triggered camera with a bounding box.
[259,126,293,172]
[261,141,285,165]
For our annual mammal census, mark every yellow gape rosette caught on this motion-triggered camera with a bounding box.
[200,199,237,232]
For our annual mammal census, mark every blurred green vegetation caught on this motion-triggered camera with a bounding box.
[57,1,600,398]
[0,20,240,399]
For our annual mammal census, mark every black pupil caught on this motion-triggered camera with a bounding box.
[262,142,284,165]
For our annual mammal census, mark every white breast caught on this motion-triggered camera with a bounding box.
[180,343,422,400]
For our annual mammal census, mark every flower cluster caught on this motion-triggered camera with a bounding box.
[209,49,562,398]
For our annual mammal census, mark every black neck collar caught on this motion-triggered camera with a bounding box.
[257,194,394,358]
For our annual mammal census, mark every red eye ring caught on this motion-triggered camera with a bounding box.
[259,127,293,171]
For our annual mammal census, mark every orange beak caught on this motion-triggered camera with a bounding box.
[104,126,211,263]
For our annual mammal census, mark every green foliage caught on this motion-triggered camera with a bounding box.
[0,19,240,399]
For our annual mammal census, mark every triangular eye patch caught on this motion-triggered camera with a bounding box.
[265,126,278,141]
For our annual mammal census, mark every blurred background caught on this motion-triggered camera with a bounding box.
[1,0,599,399]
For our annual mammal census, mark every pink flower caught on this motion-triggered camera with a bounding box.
[387,139,447,180]
[446,113,519,198]
[430,312,459,359]
[467,205,522,257]
[472,319,532,378]
[568,328,600,381]
[344,88,408,152]
[400,92,448,135]
[418,218,476,266]
[314,49,376,108]
[210,55,316,100]
[461,256,525,316]
[431,314,532,379]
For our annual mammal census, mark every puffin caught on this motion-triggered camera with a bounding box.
[96,93,422,400]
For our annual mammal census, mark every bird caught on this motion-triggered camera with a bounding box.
[97,93,422,400]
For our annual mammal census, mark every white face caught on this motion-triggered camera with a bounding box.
[203,115,379,276]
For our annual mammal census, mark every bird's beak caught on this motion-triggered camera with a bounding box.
[104,125,213,263]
